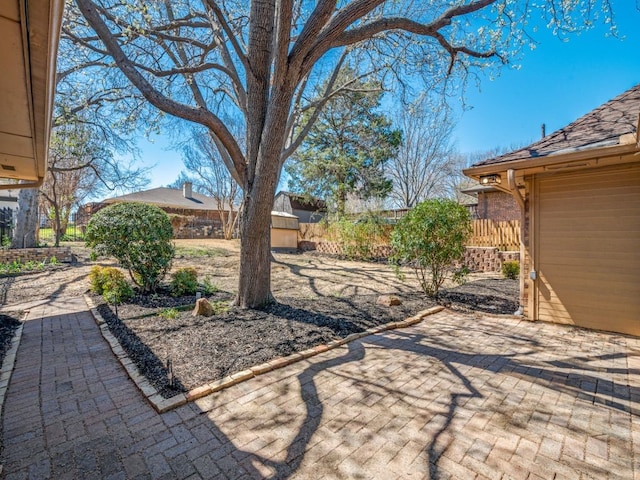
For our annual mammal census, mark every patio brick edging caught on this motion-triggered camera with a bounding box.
[83,293,444,413]
[0,320,25,442]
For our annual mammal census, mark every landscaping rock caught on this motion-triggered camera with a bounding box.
[192,298,214,317]
[376,294,402,306]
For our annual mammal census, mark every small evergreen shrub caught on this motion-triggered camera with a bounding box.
[329,214,389,260]
[502,260,520,280]
[200,276,219,295]
[452,265,470,285]
[210,300,230,315]
[159,307,180,320]
[85,202,175,293]
[89,265,106,294]
[90,266,133,303]
[171,267,198,296]
[103,277,134,306]
[391,199,471,298]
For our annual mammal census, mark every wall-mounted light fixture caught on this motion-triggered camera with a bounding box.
[479,174,501,185]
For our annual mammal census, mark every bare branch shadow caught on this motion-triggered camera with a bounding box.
[244,341,367,478]
[358,328,640,479]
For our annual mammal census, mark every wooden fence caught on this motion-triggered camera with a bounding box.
[467,219,520,251]
[299,218,521,251]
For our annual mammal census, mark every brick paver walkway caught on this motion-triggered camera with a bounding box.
[2,296,639,479]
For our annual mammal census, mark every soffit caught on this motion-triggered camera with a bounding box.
[0,0,63,185]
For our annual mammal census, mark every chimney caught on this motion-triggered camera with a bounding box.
[183,181,193,198]
[541,123,546,139]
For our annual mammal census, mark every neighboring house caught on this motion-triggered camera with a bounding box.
[273,191,326,223]
[0,0,63,188]
[460,184,521,221]
[82,182,234,239]
[0,189,19,212]
[0,189,18,242]
[464,83,640,336]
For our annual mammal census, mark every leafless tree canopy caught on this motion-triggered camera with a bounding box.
[171,129,241,240]
[387,98,457,208]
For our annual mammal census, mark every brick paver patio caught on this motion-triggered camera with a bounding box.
[1,296,639,479]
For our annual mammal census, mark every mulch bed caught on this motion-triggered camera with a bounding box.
[0,312,22,367]
[95,278,518,399]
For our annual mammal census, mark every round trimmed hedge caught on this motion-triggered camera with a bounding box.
[85,202,175,293]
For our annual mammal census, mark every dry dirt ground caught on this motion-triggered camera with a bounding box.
[0,239,518,397]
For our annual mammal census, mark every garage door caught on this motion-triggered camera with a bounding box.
[536,163,640,336]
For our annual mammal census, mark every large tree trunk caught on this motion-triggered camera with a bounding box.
[236,197,274,308]
[235,146,282,307]
[11,187,39,249]
[235,89,292,308]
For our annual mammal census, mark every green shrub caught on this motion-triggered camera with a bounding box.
[502,260,520,280]
[171,267,199,296]
[200,276,219,295]
[89,266,133,304]
[102,268,133,306]
[329,214,389,260]
[391,199,471,298]
[0,259,51,274]
[453,265,470,285]
[85,202,175,293]
[89,265,106,294]
[0,260,22,275]
[210,300,229,315]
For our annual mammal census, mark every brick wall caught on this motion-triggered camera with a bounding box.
[302,241,519,273]
[477,191,520,221]
[314,241,393,258]
[165,209,227,239]
[0,247,72,264]
[463,247,520,273]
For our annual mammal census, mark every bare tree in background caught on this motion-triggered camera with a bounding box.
[71,0,615,307]
[388,99,457,208]
[40,121,149,246]
[446,144,530,204]
[444,152,478,205]
[171,129,241,240]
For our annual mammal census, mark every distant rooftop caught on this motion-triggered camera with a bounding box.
[472,83,640,167]
[104,186,223,211]
[275,191,327,211]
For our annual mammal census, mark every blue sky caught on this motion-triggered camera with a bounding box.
[128,2,640,190]
[453,1,640,155]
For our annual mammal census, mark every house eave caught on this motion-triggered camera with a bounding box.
[463,142,640,182]
[0,0,64,189]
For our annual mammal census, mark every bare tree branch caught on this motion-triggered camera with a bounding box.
[75,0,247,185]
